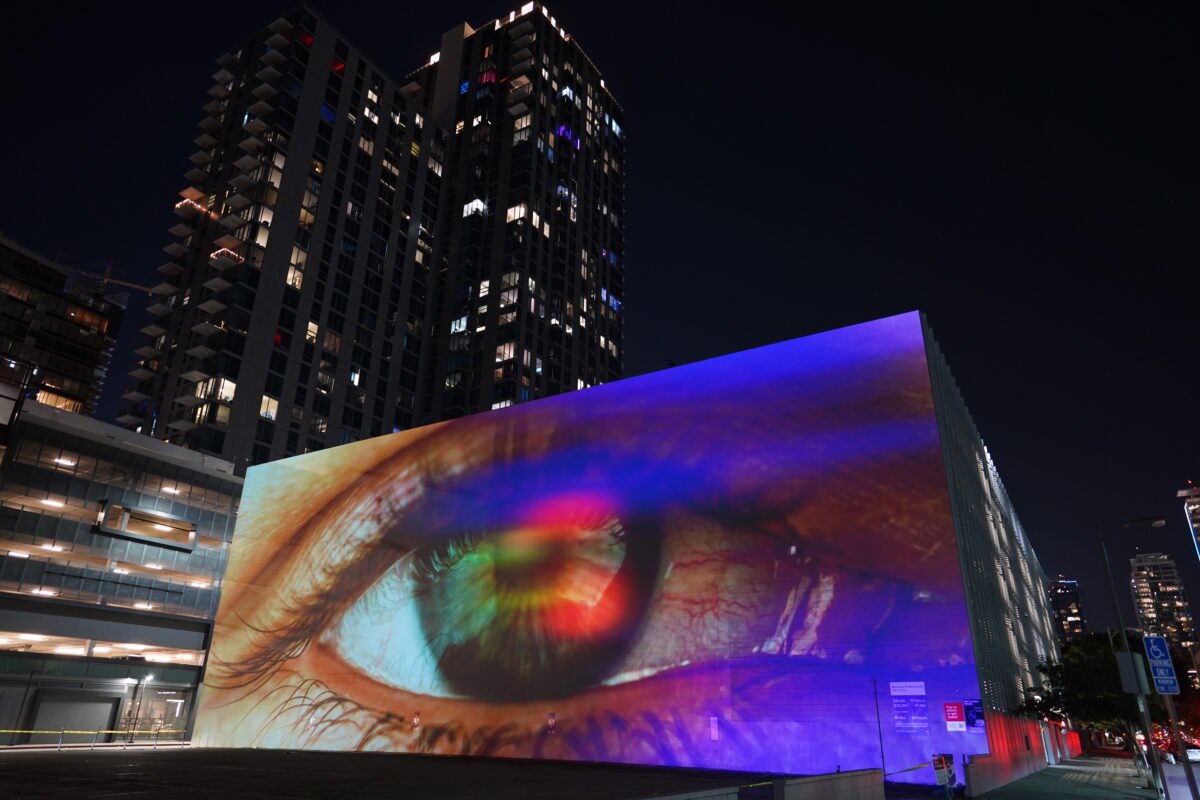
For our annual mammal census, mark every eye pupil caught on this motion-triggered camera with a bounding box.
[419,514,661,702]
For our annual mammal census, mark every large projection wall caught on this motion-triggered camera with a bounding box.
[194,311,989,776]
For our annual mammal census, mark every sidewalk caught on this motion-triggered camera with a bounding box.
[974,755,1157,799]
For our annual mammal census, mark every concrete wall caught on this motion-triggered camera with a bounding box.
[657,769,884,800]
[963,711,1050,797]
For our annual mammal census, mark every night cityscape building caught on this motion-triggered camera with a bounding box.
[1130,551,1197,654]
[1047,575,1088,643]
[0,233,128,417]
[118,2,624,468]
[0,401,241,742]
[1181,482,1200,564]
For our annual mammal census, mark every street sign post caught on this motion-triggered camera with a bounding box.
[1145,635,1200,800]
[1145,635,1180,695]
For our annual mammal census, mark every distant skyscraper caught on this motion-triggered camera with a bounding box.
[0,233,127,416]
[119,3,624,468]
[1048,576,1088,643]
[1130,552,1197,653]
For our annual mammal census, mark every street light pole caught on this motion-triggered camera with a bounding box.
[1100,521,1166,797]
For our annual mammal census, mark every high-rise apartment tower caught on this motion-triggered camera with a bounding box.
[1047,575,1087,643]
[1130,552,1197,652]
[120,4,624,467]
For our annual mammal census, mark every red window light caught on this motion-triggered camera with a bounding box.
[296,31,314,48]
[331,57,345,73]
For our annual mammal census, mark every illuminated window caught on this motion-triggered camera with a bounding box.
[349,369,361,387]
[514,114,532,131]
[501,271,520,288]
[286,265,304,290]
[358,136,374,155]
[323,331,341,354]
[463,199,487,217]
[479,279,490,297]
[259,396,279,420]
[450,316,467,334]
[305,322,319,343]
[495,342,516,362]
[506,203,527,223]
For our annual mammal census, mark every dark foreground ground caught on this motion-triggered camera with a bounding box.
[0,747,790,799]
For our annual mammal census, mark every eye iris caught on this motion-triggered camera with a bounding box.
[419,492,659,701]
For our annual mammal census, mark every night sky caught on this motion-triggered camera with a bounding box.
[1,2,1195,633]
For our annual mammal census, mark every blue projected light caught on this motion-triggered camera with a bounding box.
[196,311,985,782]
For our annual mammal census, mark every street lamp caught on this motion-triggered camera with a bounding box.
[1100,517,1167,797]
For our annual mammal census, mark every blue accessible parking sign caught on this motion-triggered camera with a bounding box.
[1144,635,1180,695]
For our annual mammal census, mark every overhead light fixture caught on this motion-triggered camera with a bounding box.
[93,646,111,653]
[145,563,163,570]
[189,581,209,588]
[55,646,85,655]
[18,634,46,641]
[53,458,75,466]
[153,524,172,532]
[134,603,154,610]
[162,487,180,495]
[40,544,63,552]
[30,589,57,597]
[9,551,29,558]
[118,643,147,651]
[41,499,64,508]
[113,568,130,574]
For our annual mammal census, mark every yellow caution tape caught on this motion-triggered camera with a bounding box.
[883,762,936,777]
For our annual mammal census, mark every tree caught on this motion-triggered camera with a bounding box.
[1021,632,1143,734]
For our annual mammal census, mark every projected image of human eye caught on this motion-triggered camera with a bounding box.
[194,312,988,775]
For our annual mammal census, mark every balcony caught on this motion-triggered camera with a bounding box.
[233,153,260,172]
[209,250,241,270]
[202,99,225,116]
[237,136,264,153]
[193,132,218,150]
[172,394,205,407]
[167,222,194,238]
[122,390,150,403]
[508,18,534,37]
[224,192,251,210]
[243,117,269,137]
[214,233,243,250]
[166,419,197,432]
[146,301,172,316]
[197,298,227,314]
[203,276,232,292]
[186,344,217,358]
[179,369,209,382]
[229,172,257,191]
[151,282,178,295]
[217,214,244,231]
[134,345,161,358]
[191,321,221,336]
[247,99,274,118]
[128,366,155,381]
[216,52,238,68]
[140,323,167,337]
[180,186,205,201]
[510,46,532,62]
[206,84,230,100]
[212,68,235,84]
[116,413,144,426]
[251,83,277,100]
[184,166,210,183]
[188,150,212,165]
[256,65,282,82]
[173,200,202,218]
[264,32,289,50]
[157,262,184,277]
[198,116,221,133]
[163,242,188,257]
[267,16,292,34]
[510,58,533,77]
[260,49,285,67]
